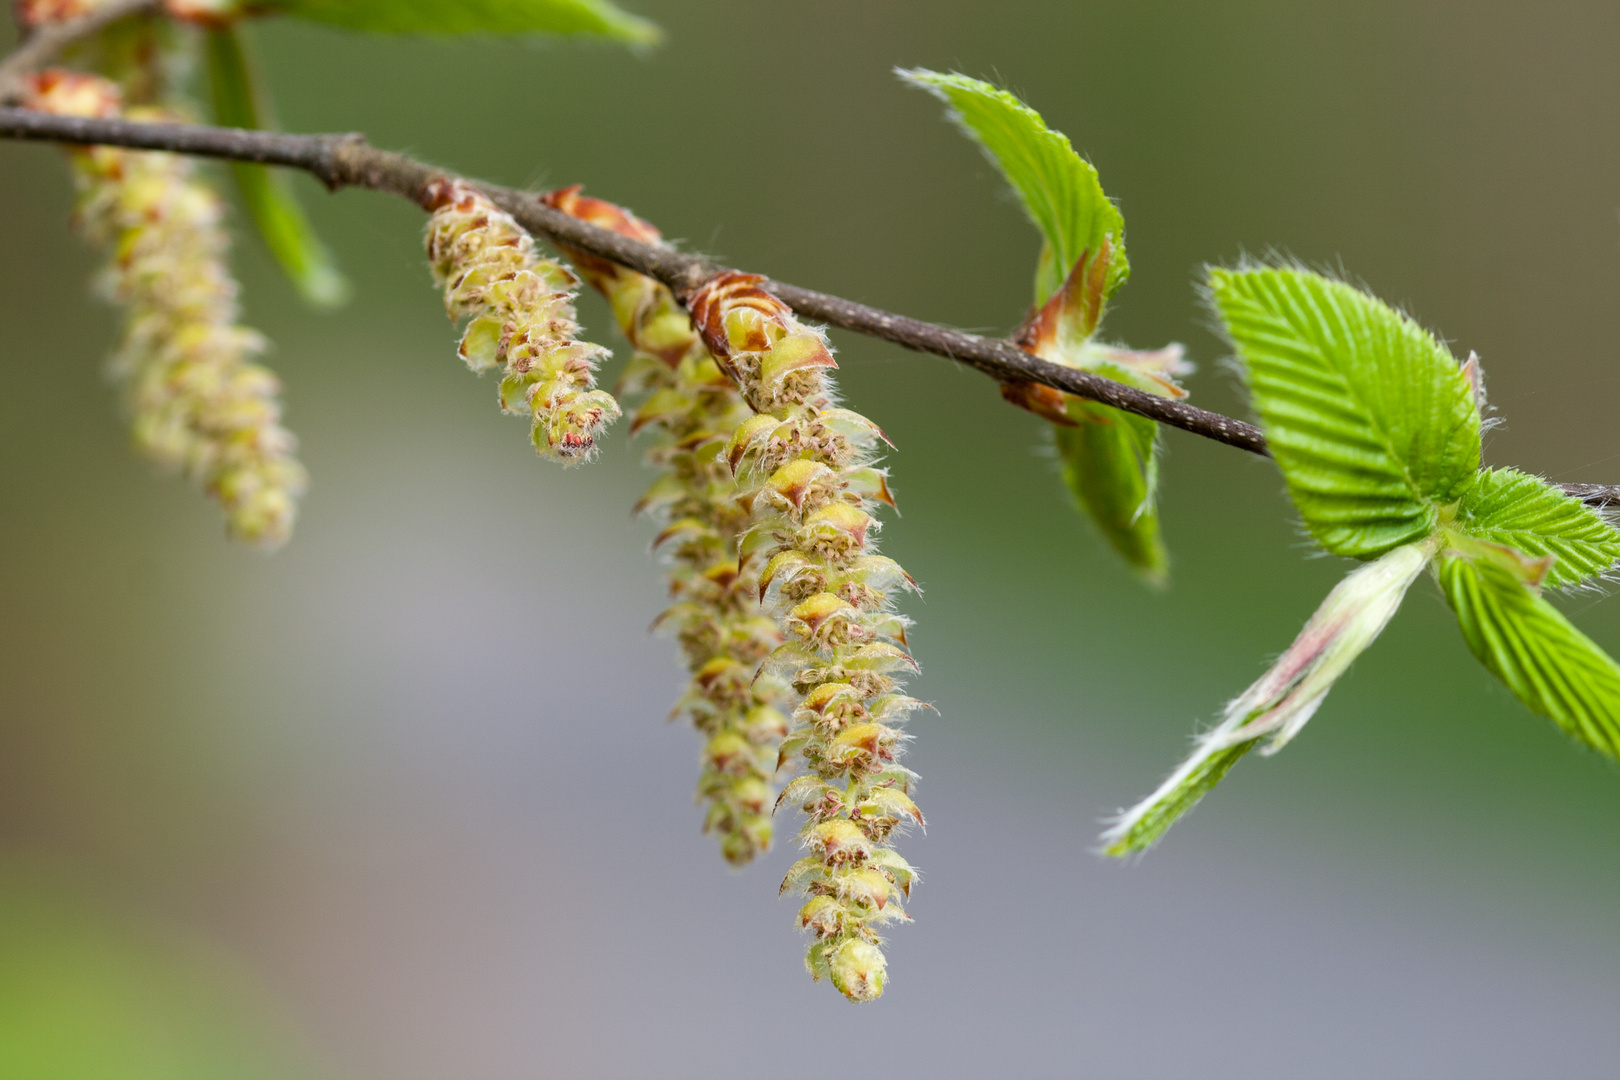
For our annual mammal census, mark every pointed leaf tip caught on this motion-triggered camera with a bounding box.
[1103,542,1432,854]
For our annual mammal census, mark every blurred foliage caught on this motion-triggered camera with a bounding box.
[0,865,315,1079]
[258,0,659,43]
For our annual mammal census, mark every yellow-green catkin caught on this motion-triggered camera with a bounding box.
[690,273,924,1003]
[26,69,307,547]
[543,187,792,866]
[423,179,618,463]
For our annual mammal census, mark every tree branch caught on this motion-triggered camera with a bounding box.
[1,105,1615,508]
[0,0,160,104]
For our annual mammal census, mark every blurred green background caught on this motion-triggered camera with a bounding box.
[5,2,1620,1077]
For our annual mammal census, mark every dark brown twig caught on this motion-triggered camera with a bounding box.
[1,105,1615,508]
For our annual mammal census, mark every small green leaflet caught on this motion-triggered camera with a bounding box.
[1056,365,1168,586]
[257,0,660,42]
[206,26,348,307]
[1448,467,1620,590]
[897,68,1126,306]
[1209,266,1481,560]
[1440,551,1620,761]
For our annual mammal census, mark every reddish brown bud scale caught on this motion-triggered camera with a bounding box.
[1000,379,1079,426]
[26,68,120,117]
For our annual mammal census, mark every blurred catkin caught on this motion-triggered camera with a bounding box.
[27,69,307,547]
[423,179,618,463]
[543,186,791,866]
[689,273,924,1003]
[12,0,113,25]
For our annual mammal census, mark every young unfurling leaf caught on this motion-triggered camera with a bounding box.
[901,69,1185,583]
[1209,266,1481,559]
[1102,540,1433,855]
[205,25,348,307]
[258,0,660,43]
[1448,467,1620,590]
[897,67,1125,305]
[1440,548,1620,761]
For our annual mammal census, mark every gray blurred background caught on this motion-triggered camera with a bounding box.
[4,2,1620,1077]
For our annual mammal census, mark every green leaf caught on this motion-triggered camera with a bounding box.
[258,0,660,42]
[1448,467,1620,590]
[206,26,348,307]
[898,68,1126,306]
[1209,265,1481,559]
[1440,550,1620,761]
[1055,366,1168,586]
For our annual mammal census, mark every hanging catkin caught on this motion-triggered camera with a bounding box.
[690,272,924,1003]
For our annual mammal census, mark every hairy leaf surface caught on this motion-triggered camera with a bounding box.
[261,0,660,42]
[1210,266,1480,559]
[1449,467,1620,590]
[206,26,347,306]
[898,68,1126,305]
[1441,552,1620,760]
